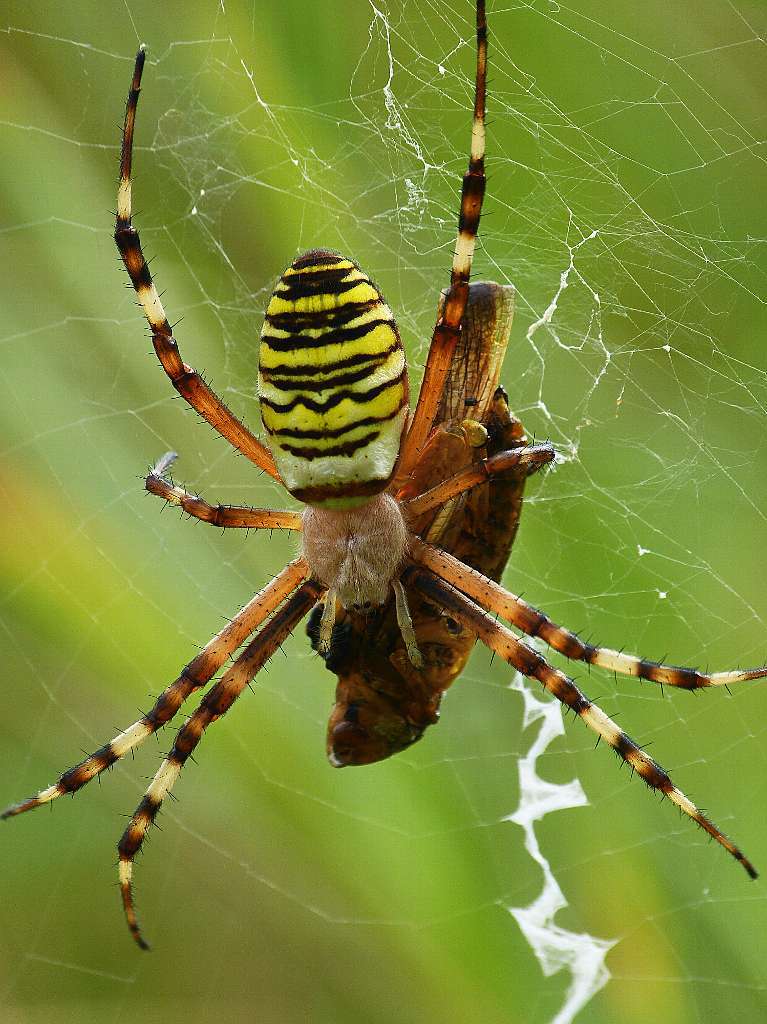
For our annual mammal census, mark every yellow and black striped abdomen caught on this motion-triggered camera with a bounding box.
[259,250,408,506]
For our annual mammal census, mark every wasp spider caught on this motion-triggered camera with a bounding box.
[3,1,766,950]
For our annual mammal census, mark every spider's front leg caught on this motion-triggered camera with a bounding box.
[406,565,758,879]
[1,560,310,821]
[409,539,767,691]
[119,579,323,949]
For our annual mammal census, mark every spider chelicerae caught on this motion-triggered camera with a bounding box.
[3,0,766,950]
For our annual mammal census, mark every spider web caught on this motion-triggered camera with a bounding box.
[1,2,766,1022]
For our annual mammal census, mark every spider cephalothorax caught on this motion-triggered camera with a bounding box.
[4,1,766,954]
[302,494,409,610]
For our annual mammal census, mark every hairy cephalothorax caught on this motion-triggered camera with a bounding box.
[302,493,409,611]
[302,494,422,667]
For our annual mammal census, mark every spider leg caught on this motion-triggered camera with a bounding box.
[393,0,487,488]
[146,452,302,530]
[403,442,555,516]
[114,49,279,481]
[409,539,767,690]
[405,565,757,878]
[1,560,309,820]
[118,579,322,949]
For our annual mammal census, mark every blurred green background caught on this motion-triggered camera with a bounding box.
[2,2,766,1022]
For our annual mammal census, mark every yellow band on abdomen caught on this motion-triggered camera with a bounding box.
[259,250,408,506]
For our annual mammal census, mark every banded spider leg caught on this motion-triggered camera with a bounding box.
[393,0,488,487]
[146,452,303,531]
[1,560,309,821]
[405,565,762,878]
[409,539,767,691]
[114,48,279,481]
[119,580,323,948]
